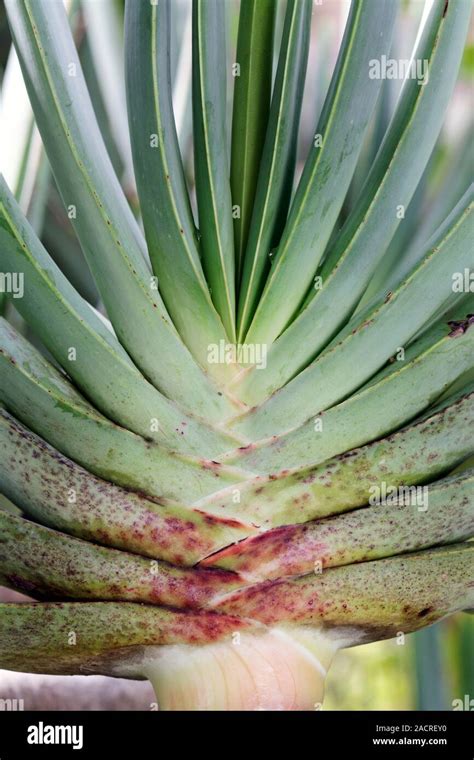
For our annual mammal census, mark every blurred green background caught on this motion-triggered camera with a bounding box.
[325,616,474,710]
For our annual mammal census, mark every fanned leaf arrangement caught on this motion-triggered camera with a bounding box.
[0,0,472,711]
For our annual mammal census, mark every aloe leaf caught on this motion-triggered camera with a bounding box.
[382,126,474,296]
[0,178,240,455]
[317,0,467,284]
[0,179,132,360]
[78,19,125,182]
[0,319,249,504]
[342,75,393,219]
[0,1,80,231]
[215,544,474,645]
[235,187,474,415]
[244,0,397,347]
[237,0,312,339]
[360,297,474,393]
[0,602,257,676]
[324,275,471,368]
[197,388,474,530]
[357,119,473,317]
[192,0,236,339]
[230,0,276,279]
[0,509,244,607]
[125,0,233,371]
[257,0,470,375]
[0,409,255,565]
[5,0,232,409]
[0,493,22,516]
[82,0,134,185]
[41,184,100,305]
[205,470,474,580]
[353,152,432,315]
[227,318,474,472]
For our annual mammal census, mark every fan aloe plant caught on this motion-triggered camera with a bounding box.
[0,0,473,711]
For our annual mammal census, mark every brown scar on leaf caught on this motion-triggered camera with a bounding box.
[447,314,474,338]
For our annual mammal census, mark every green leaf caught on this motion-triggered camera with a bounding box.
[0,5,84,235]
[41,184,99,305]
[192,0,236,340]
[237,0,312,340]
[230,0,276,280]
[125,0,234,372]
[353,154,431,314]
[0,319,249,504]
[0,409,254,566]
[82,0,134,183]
[342,76,393,220]
[0,602,257,675]
[362,296,474,394]
[235,187,474,417]
[226,316,474,472]
[205,469,474,581]
[214,544,474,644]
[197,387,474,530]
[384,126,474,295]
[258,0,471,382]
[0,178,239,456]
[5,0,232,413]
[79,20,125,181]
[244,0,398,346]
[0,509,243,608]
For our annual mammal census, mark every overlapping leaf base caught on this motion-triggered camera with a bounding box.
[0,0,473,710]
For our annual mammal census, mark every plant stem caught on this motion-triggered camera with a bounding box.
[141,627,338,711]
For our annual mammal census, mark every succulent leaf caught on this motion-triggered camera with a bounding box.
[0,0,472,711]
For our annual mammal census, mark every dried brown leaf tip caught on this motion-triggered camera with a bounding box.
[447,314,474,338]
